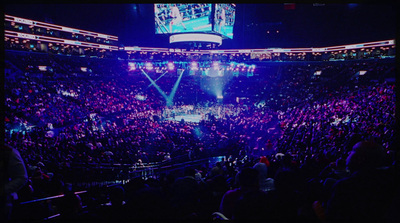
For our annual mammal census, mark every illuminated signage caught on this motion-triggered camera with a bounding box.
[62,27,80,33]
[99,45,110,49]
[170,33,222,45]
[62,27,74,32]
[17,33,37,40]
[14,17,33,25]
[124,47,141,51]
[64,40,81,45]
[6,31,118,50]
[7,14,118,41]
[345,45,357,49]
[98,34,108,39]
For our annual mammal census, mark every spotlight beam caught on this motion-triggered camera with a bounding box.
[166,69,184,107]
[147,71,168,88]
[140,69,169,101]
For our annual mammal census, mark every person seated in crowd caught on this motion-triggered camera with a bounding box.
[3,49,396,221]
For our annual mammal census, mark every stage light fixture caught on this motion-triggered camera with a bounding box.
[191,62,198,70]
[145,62,153,70]
[128,63,136,71]
[212,62,219,69]
[167,62,175,70]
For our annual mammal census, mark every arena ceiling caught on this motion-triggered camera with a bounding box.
[4,3,397,49]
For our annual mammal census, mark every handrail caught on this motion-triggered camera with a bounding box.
[18,157,214,206]
[19,190,87,205]
[157,157,210,170]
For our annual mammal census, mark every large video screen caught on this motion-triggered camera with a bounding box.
[155,4,212,34]
[213,4,236,39]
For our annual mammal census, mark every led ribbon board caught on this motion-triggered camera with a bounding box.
[170,33,222,45]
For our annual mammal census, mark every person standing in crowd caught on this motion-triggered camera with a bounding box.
[1,144,28,221]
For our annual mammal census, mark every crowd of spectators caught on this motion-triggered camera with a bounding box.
[5,37,395,62]
[4,49,398,221]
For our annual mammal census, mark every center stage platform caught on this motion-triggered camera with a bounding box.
[165,114,203,123]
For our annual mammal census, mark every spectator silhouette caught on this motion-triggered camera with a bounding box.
[170,166,201,219]
[253,156,275,192]
[326,141,397,223]
[261,169,304,222]
[57,190,84,221]
[219,167,260,219]
[1,144,28,222]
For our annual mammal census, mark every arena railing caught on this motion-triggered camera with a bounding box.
[12,157,211,221]
[19,190,87,205]
[11,190,87,222]
[60,155,212,188]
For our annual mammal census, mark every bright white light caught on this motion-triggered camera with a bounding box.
[212,62,219,70]
[145,62,153,70]
[169,33,222,45]
[167,62,175,70]
[128,62,136,71]
[191,62,198,70]
[135,94,146,101]
[38,66,47,71]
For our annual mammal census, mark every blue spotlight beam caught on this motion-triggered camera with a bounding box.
[166,69,185,106]
[147,71,168,88]
[140,69,169,101]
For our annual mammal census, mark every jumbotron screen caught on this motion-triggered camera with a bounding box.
[213,3,235,39]
[154,3,212,34]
